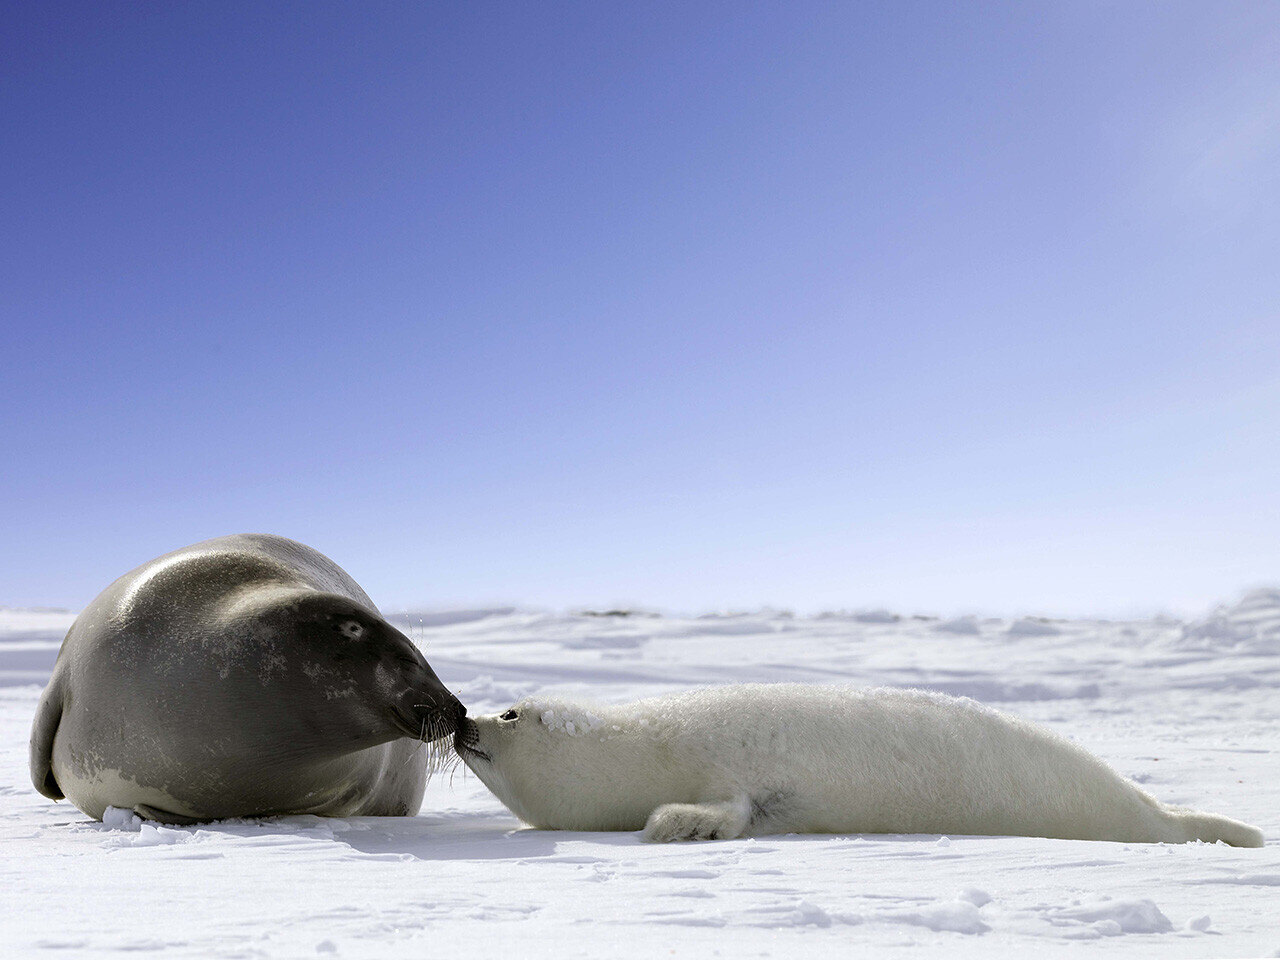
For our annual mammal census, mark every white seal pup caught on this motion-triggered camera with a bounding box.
[30,534,465,824]
[455,684,1262,845]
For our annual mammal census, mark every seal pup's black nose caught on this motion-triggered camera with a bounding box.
[454,714,490,762]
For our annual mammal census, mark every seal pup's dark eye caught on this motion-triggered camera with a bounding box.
[338,620,365,640]
[499,708,519,722]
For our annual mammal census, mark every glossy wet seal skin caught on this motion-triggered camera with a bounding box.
[30,533,464,824]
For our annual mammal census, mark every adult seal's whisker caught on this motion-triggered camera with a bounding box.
[402,717,427,769]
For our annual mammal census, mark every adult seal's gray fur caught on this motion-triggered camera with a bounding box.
[30,534,463,824]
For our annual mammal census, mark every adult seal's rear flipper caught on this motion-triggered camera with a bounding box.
[29,679,64,801]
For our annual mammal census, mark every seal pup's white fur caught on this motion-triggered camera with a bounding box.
[456,684,1262,845]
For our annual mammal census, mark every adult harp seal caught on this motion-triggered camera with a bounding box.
[31,533,463,823]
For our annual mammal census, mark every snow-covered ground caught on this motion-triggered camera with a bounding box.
[2,593,1277,958]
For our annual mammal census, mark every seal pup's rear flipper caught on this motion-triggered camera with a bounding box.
[29,682,64,800]
[133,804,204,826]
[1170,808,1264,848]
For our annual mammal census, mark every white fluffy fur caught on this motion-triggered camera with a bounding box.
[459,684,1263,845]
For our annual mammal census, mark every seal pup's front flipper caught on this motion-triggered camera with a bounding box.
[29,680,64,800]
[133,804,204,826]
[642,796,751,842]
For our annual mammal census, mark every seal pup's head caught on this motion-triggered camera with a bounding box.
[455,697,675,831]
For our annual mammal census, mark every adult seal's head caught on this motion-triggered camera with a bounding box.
[29,533,464,824]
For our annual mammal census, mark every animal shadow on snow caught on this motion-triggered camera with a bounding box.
[331,811,566,861]
[90,810,972,861]
[330,812,651,861]
[332,819,965,861]
[85,809,567,862]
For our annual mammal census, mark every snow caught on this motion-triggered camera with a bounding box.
[2,596,1278,958]
[935,616,982,636]
[1006,617,1062,638]
[1178,587,1280,655]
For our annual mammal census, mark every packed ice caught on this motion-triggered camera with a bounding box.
[1,592,1276,958]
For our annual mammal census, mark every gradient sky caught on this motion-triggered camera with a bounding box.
[3,2,1278,617]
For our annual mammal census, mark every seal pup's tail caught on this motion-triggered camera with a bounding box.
[1168,808,1263,847]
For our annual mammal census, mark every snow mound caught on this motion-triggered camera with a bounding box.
[771,900,833,928]
[102,806,143,831]
[935,616,981,636]
[559,633,648,650]
[1180,587,1280,654]
[1049,898,1173,936]
[879,897,989,934]
[1007,618,1062,637]
[851,610,900,624]
[957,888,992,907]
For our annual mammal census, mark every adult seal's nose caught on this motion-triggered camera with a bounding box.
[399,654,465,734]
[440,691,467,728]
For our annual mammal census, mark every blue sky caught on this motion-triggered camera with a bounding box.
[3,2,1278,616]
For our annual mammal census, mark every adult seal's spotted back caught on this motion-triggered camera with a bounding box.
[30,534,463,824]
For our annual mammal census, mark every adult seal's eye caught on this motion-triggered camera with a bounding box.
[338,620,365,640]
[499,709,519,722]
